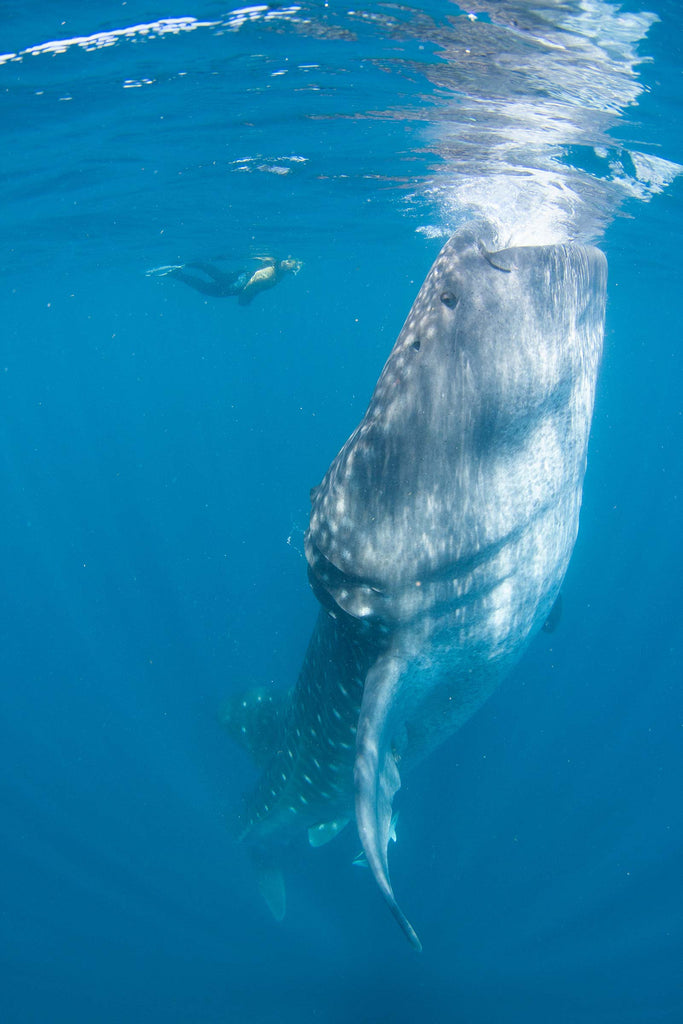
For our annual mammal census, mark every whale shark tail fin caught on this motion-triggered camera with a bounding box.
[220,687,289,770]
[354,656,422,953]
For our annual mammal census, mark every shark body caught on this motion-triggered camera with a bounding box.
[224,224,607,949]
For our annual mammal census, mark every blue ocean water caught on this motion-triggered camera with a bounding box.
[1,2,681,1022]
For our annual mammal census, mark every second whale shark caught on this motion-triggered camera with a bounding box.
[224,222,607,950]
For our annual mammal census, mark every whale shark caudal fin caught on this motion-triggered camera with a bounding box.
[354,656,422,953]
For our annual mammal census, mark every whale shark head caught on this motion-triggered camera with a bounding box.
[307,224,605,614]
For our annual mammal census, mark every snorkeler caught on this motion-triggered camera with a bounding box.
[146,257,301,305]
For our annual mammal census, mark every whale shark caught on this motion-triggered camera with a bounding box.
[223,223,607,950]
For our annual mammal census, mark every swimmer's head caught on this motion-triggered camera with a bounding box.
[279,257,302,275]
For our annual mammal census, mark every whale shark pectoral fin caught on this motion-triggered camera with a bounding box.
[308,816,350,848]
[354,656,422,952]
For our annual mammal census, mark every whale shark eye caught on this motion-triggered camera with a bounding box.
[412,339,421,351]
[440,291,457,308]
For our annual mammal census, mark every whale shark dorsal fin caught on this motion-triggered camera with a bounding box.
[354,656,422,952]
[308,817,350,848]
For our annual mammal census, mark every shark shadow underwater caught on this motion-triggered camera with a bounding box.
[223,222,607,950]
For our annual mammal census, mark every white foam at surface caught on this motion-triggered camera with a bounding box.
[420,0,681,245]
[0,0,678,250]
